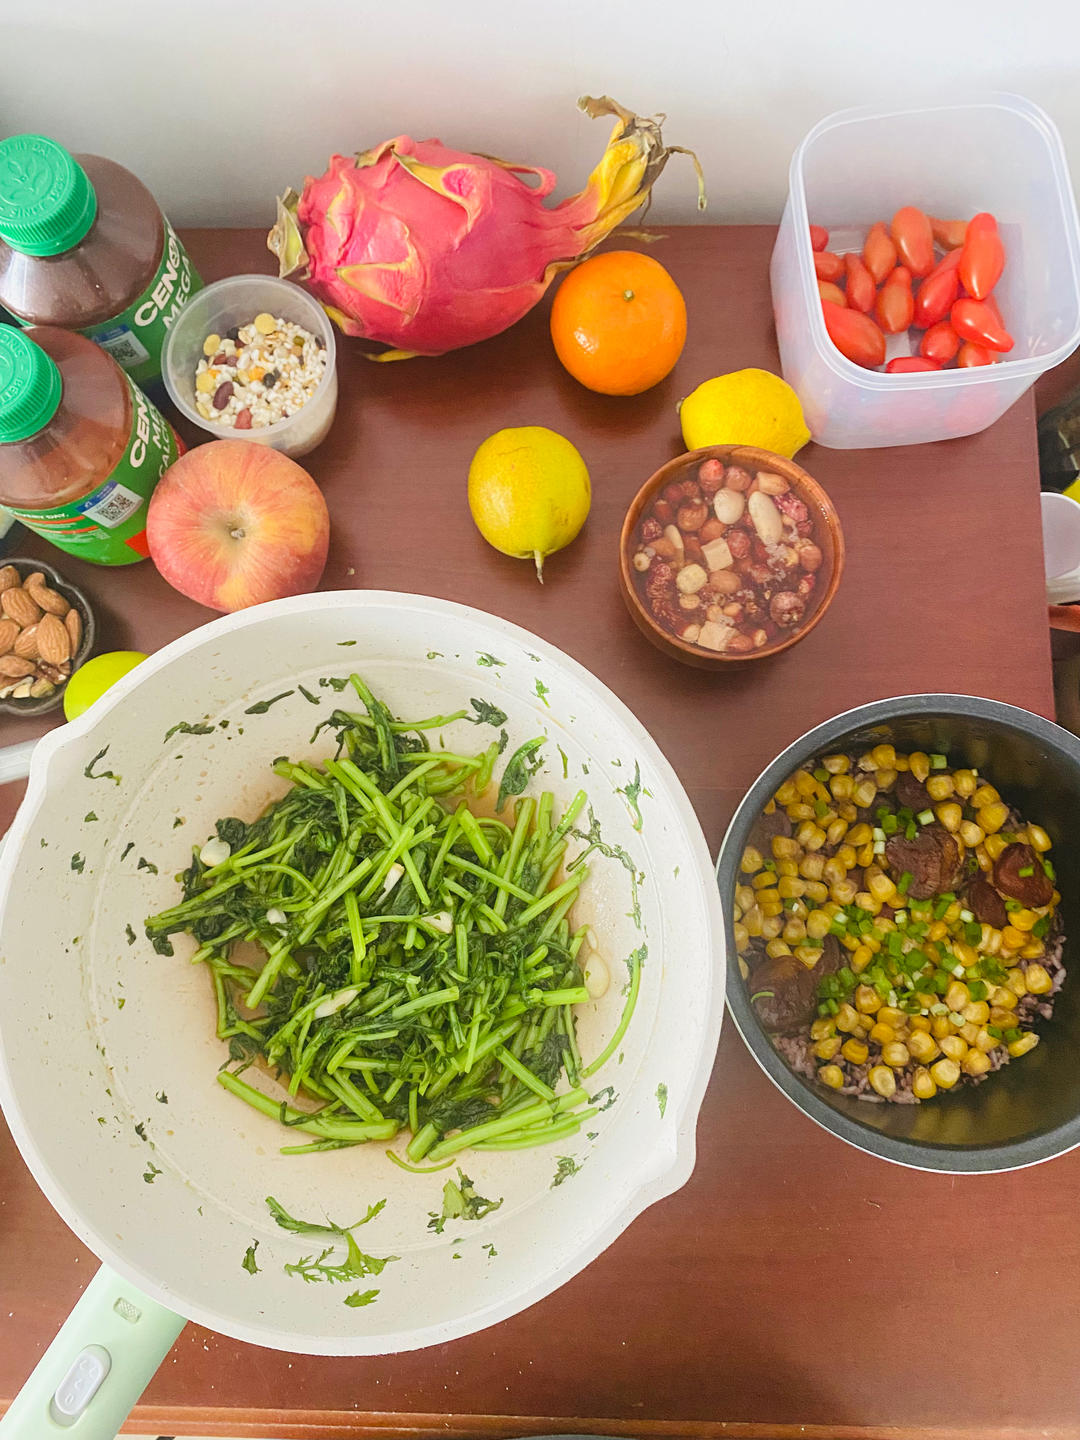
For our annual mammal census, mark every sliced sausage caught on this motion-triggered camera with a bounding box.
[965,875,1009,930]
[748,934,841,1034]
[894,770,931,811]
[884,824,963,899]
[993,843,1054,907]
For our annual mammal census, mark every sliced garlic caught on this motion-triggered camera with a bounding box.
[266,907,287,928]
[314,986,360,1019]
[381,862,404,894]
[199,837,231,868]
[424,911,453,934]
[583,953,610,999]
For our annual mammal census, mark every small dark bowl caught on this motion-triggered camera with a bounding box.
[0,557,95,717]
[717,695,1080,1173]
[618,444,845,669]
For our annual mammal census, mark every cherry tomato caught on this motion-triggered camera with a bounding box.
[814,250,844,283]
[958,212,1004,300]
[957,341,996,367]
[818,279,847,307]
[862,221,897,284]
[809,224,829,252]
[929,216,968,250]
[951,297,1014,352]
[913,256,961,329]
[890,206,935,277]
[885,356,942,373]
[875,266,914,334]
[844,252,876,314]
[920,320,961,364]
[822,301,886,368]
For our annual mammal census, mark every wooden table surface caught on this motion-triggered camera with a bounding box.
[0,227,1069,1440]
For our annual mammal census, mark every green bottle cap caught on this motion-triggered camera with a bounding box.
[0,328,63,442]
[0,135,97,256]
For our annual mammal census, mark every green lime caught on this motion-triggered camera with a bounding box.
[63,651,148,721]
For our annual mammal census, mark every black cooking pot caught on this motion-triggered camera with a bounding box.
[717,695,1080,1173]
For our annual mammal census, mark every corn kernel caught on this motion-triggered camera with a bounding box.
[972,783,1000,808]
[771,836,800,861]
[978,802,1009,834]
[776,858,799,878]
[804,880,829,904]
[959,1021,980,1044]
[851,944,874,974]
[935,801,962,833]
[799,852,826,881]
[909,1014,933,1035]
[869,743,895,769]
[842,1038,869,1065]
[975,847,993,872]
[867,870,897,903]
[782,918,807,944]
[810,1017,836,1041]
[838,801,857,821]
[830,775,854,802]
[940,1034,968,1062]
[1027,824,1052,853]
[794,944,822,967]
[733,922,749,951]
[814,1036,842,1061]
[926,774,955,801]
[952,942,979,968]
[743,906,763,937]
[761,914,784,938]
[830,879,859,906]
[821,856,847,885]
[794,770,817,797]
[837,843,857,869]
[875,768,898,790]
[868,1021,895,1045]
[846,823,872,847]
[931,1016,952,1040]
[952,769,977,798]
[959,820,985,848]
[788,802,816,822]
[735,885,755,911]
[1021,940,1046,961]
[854,985,882,1014]
[881,1041,910,1068]
[1009,908,1039,932]
[1024,963,1053,995]
[1008,1032,1039,1058]
[909,751,930,782]
[752,871,777,890]
[962,1000,990,1025]
[983,833,1007,860]
[854,891,880,917]
[740,846,764,874]
[930,1057,961,1089]
[912,1067,937,1100]
[775,780,798,806]
[777,876,805,900]
[852,780,878,808]
[821,754,849,774]
[945,981,970,1012]
[806,909,832,940]
[973,1027,1000,1053]
[962,1049,991,1077]
[818,1064,845,1089]
[877,1006,904,1028]
[868,1065,897,1098]
[924,920,946,944]
[825,818,848,846]
[765,938,791,959]
[907,1030,938,1062]
[894,754,910,772]
[1001,926,1026,951]
[989,1002,1017,1024]
[980,925,1002,955]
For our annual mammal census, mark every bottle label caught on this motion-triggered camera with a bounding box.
[3,375,176,565]
[78,219,202,385]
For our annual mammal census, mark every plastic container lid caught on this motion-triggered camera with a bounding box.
[1041,490,1080,603]
[0,328,62,442]
[0,136,97,257]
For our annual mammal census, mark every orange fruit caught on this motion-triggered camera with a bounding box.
[550,250,687,396]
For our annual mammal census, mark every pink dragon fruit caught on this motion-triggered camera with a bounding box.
[268,96,703,359]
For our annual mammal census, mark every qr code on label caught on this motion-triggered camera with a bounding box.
[97,327,151,368]
[83,483,143,530]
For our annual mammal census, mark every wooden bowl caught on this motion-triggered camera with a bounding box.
[0,557,96,717]
[618,444,845,669]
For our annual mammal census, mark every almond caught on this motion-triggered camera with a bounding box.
[65,607,82,654]
[36,612,71,665]
[0,618,18,656]
[22,572,44,590]
[27,582,69,617]
[13,624,38,659]
[0,566,18,593]
[0,654,36,679]
[1,587,41,628]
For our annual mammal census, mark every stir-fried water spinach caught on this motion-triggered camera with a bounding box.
[146,674,637,1162]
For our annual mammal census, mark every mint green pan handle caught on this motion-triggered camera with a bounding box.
[0,1263,184,1438]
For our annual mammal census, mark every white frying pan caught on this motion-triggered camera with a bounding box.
[0,592,725,1438]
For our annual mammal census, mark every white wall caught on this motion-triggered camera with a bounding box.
[3,0,1080,229]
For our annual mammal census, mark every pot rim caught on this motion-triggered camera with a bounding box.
[717,692,1080,1174]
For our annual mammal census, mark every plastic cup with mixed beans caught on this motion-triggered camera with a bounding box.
[630,456,823,654]
[735,745,1062,1103]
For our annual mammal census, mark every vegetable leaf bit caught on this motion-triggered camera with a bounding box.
[242,1241,261,1275]
[266,1195,396,1290]
[427,1170,503,1234]
[496,737,545,812]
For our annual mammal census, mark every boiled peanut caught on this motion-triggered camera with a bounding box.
[708,569,742,595]
[748,491,784,545]
[723,466,753,492]
[676,502,709,532]
[756,471,791,496]
[699,516,727,543]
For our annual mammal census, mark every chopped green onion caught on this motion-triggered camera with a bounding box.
[959,908,974,923]
[897,872,912,897]
[872,839,886,855]
[987,1025,1002,1039]
[968,980,987,1001]
[813,768,829,783]
[827,999,840,1015]
[930,1002,949,1015]
[929,754,948,769]
[1033,916,1050,938]
[1004,1027,1022,1044]
[872,827,885,842]
[917,809,934,825]
[1018,866,1034,878]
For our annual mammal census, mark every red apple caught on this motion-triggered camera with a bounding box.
[147,440,330,612]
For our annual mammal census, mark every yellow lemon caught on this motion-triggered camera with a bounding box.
[468,426,591,582]
[679,369,810,457]
[63,651,148,721]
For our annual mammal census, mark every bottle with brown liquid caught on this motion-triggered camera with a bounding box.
[0,134,202,388]
[0,326,178,565]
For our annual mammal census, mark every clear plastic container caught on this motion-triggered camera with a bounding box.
[163,275,337,459]
[771,95,1080,449]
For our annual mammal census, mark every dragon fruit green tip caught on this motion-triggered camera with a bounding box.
[267,95,705,359]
